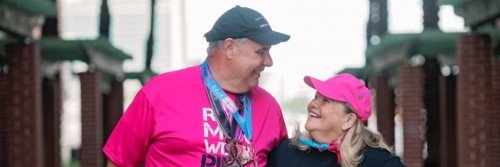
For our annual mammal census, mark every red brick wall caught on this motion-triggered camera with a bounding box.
[0,71,7,167]
[373,75,395,146]
[399,63,425,167]
[42,76,62,167]
[491,59,500,165]
[3,43,44,166]
[79,71,104,167]
[456,34,494,167]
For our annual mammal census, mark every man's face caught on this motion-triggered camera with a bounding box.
[231,39,273,91]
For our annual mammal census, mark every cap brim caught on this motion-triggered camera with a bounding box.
[304,76,347,103]
[249,30,290,45]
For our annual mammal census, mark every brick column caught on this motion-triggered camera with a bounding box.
[42,75,62,167]
[3,43,44,166]
[103,80,124,141]
[373,74,395,146]
[79,71,104,167]
[399,63,425,167]
[456,34,494,167]
[439,74,457,167]
[490,59,500,165]
[0,71,7,167]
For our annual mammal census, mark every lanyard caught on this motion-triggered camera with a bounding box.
[201,61,253,141]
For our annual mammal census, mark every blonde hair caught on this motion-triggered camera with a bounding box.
[291,103,393,167]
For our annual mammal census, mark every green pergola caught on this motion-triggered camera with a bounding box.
[40,37,132,62]
[1,0,57,17]
[39,37,133,81]
[362,29,463,79]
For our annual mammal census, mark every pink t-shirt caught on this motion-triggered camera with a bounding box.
[103,65,288,166]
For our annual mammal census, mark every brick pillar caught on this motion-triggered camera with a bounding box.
[79,71,103,167]
[399,63,425,167]
[423,57,440,166]
[373,74,395,146]
[0,71,7,167]
[439,74,457,167]
[3,43,44,166]
[490,59,500,165]
[42,75,62,167]
[456,34,495,167]
[103,79,124,141]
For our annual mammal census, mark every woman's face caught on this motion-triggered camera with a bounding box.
[305,92,349,144]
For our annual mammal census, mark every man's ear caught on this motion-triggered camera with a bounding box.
[223,38,236,59]
[341,113,357,130]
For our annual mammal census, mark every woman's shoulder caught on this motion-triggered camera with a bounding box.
[361,147,406,167]
[363,147,392,156]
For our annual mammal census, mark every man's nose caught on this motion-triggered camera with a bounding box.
[263,54,273,67]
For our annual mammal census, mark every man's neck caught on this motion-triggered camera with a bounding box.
[206,57,248,94]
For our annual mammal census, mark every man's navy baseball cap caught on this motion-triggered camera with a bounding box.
[204,5,290,45]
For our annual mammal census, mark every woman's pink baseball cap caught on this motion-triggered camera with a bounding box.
[304,73,372,123]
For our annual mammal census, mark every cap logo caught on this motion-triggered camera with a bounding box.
[255,16,269,28]
[357,93,364,101]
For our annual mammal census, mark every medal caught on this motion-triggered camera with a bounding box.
[224,140,257,167]
[225,139,242,167]
[239,143,257,167]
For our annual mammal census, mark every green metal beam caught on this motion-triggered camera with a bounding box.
[39,37,132,62]
[439,0,470,6]
[2,0,57,17]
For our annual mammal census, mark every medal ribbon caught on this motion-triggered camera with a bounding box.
[201,61,253,141]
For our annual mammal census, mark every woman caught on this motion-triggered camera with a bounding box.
[267,73,405,167]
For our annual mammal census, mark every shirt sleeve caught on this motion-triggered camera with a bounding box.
[103,90,155,167]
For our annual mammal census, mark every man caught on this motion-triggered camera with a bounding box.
[104,5,290,166]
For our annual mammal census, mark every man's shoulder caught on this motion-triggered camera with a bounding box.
[250,86,279,105]
[144,65,201,88]
[146,65,201,85]
[251,86,274,98]
[152,65,200,82]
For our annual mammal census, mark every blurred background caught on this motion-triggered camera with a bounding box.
[0,0,499,166]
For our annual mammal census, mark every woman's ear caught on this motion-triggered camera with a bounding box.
[341,113,357,130]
